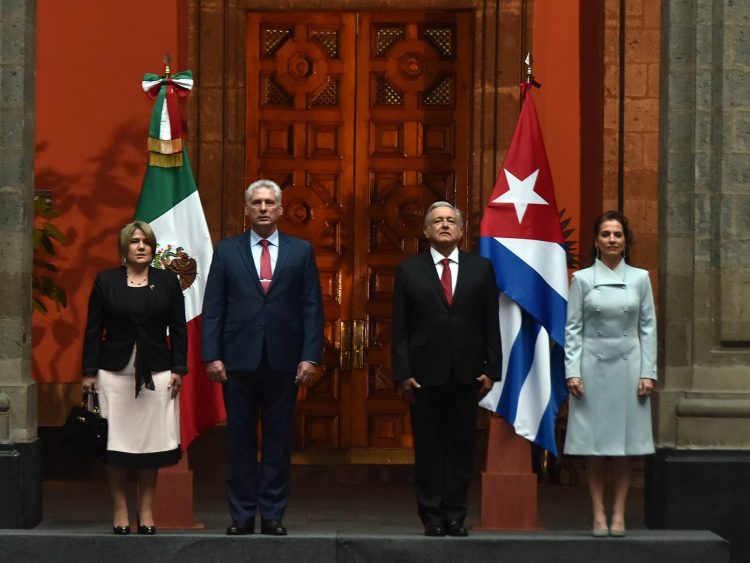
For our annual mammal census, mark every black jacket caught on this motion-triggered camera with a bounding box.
[82,267,188,390]
[392,250,501,386]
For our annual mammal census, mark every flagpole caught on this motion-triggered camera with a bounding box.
[521,52,542,107]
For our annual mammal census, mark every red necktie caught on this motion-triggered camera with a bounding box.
[440,258,452,305]
[260,239,272,293]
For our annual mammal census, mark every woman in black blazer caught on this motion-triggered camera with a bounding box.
[81,221,187,535]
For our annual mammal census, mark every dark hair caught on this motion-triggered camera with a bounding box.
[590,210,633,265]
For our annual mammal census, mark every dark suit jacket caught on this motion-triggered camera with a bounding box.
[392,250,501,386]
[201,231,324,373]
[81,266,188,375]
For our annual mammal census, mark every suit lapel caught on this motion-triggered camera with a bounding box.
[419,252,450,307]
[268,232,291,294]
[236,232,264,293]
[593,258,627,287]
[451,251,468,305]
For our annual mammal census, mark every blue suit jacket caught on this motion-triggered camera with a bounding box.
[201,230,324,373]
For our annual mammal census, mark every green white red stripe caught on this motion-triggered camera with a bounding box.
[135,75,224,449]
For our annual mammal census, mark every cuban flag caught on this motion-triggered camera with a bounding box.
[479,85,569,456]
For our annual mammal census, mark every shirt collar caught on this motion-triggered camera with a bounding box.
[430,246,460,265]
[250,229,279,246]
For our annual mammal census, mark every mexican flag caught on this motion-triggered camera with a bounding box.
[135,70,225,449]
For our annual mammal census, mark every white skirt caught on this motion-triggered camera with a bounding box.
[97,348,181,468]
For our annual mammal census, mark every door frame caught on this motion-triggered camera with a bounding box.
[186,0,532,464]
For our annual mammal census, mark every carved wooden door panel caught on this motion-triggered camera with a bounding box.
[245,11,471,460]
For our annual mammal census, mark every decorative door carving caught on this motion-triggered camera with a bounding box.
[245,11,472,460]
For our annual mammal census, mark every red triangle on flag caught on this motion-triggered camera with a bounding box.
[480,87,564,244]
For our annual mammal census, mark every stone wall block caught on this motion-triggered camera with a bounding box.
[664,190,694,233]
[0,383,36,443]
[0,149,24,187]
[665,25,695,71]
[643,131,659,168]
[625,63,649,97]
[623,132,644,167]
[723,0,750,25]
[664,152,695,193]
[724,69,750,108]
[643,0,660,26]
[0,3,28,65]
[0,188,24,229]
[626,29,660,63]
[664,0,695,25]
[720,155,750,191]
[625,98,659,132]
[666,69,695,110]
[726,26,750,70]
[729,110,750,152]
[647,63,660,97]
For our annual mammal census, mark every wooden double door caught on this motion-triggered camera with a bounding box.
[245,11,472,461]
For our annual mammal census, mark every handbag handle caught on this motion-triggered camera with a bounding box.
[82,390,102,414]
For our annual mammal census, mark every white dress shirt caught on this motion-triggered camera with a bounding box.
[249,229,279,279]
[430,246,459,294]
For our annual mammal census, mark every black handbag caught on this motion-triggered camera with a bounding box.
[63,391,108,456]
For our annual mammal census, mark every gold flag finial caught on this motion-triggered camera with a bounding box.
[163,52,171,78]
[524,52,533,83]
[523,52,541,89]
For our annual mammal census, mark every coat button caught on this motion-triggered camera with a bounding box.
[623,332,627,336]
[596,354,602,360]
[623,307,628,312]
[597,331,602,336]
[622,354,628,359]
[596,307,601,312]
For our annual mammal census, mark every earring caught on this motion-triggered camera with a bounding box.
[595,247,601,259]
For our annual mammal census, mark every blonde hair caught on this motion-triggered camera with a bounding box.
[118,221,157,262]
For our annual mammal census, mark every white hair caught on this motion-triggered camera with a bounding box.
[424,201,464,229]
[245,179,282,204]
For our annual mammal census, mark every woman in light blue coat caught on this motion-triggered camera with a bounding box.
[564,211,657,537]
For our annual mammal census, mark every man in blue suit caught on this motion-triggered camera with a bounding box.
[202,179,324,536]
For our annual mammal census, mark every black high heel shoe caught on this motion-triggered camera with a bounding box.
[136,514,156,535]
[112,525,131,535]
[137,524,156,535]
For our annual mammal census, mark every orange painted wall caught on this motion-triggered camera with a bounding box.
[34,0,182,384]
[532,1,582,265]
[33,0,583,388]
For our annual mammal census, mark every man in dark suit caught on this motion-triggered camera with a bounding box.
[202,179,324,536]
[392,201,501,537]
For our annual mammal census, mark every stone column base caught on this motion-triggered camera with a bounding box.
[0,439,42,528]
[645,448,750,563]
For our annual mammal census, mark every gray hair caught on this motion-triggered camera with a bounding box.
[424,201,464,229]
[245,179,283,205]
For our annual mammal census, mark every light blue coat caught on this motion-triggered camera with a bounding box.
[563,259,657,456]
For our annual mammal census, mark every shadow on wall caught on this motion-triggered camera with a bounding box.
[33,119,148,419]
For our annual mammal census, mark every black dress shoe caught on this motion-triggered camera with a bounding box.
[423,521,446,537]
[226,520,254,535]
[137,524,156,535]
[112,525,131,535]
[444,520,469,537]
[260,519,287,536]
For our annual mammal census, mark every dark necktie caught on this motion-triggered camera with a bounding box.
[440,258,452,305]
[260,239,272,293]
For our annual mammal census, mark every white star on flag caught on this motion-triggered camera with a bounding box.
[492,169,548,223]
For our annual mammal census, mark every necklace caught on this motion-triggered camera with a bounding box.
[126,271,149,287]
